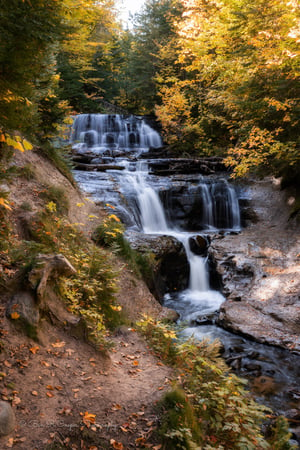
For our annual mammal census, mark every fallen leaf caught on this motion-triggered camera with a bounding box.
[4,361,11,368]
[46,392,54,398]
[55,385,63,391]
[51,341,65,348]
[29,346,39,354]
[65,348,75,356]
[82,411,96,427]
[110,439,124,450]
[132,360,139,366]
[46,385,54,390]
[10,312,20,320]
[12,396,21,406]
[31,391,38,396]
[111,403,122,411]
[6,437,14,448]
[40,360,50,367]
[58,407,72,416]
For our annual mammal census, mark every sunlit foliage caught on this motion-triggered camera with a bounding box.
[155,0,300,180]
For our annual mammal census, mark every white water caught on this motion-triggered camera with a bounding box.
[70,114,162,153]
[124,170,225,319]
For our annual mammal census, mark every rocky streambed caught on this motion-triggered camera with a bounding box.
[212,177,300,354]
[70,114,300,441]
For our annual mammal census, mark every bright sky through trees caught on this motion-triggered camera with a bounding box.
[119,0,145,23]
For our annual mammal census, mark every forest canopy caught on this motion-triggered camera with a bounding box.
[0,0,299,182]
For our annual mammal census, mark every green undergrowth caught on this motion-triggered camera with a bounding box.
[92,212,154,281]
[137,316,295,450]
[1,194,123,346]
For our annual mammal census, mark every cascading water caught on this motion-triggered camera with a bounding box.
[70,113,162,155]
[125,170,226,322]
[71,114,300,425]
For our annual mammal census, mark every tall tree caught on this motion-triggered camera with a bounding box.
[156,0,300,180]
[107,0,182,114]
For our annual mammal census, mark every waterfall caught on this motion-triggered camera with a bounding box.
[127,172,210,292]
[123,171,225,321]
[70,113,162,153]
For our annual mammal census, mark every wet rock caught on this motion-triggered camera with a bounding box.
[251,376,279,395]
[191,311,218,326]
[210,177,300,353]
[243,362,262,373]
[217,300,300,353]
[148,157,226,175]
[126,231,189,301]
[189,235,209,256]
[0,401,15,436]
[159,307,180,322]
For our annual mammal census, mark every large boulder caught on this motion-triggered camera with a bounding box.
[0,401,15,436]
[126,231,189,301]
[210,177,300,352]
[6,291,40,339]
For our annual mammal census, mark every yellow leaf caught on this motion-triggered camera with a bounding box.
[22,139,33,151]
[10,312,20,320]
[6,137,24,152]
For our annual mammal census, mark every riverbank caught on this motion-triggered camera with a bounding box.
[212,176,300,353]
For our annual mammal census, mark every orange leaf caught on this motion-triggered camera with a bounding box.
[82,411,96,424]
[110,439,124,450]
[111,403,122,411]
[10,312,20,320]
[46,392,54,398]
[135,437,147,445]
[132,360,139,366]
[30,346,39,354]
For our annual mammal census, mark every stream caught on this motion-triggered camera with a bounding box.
[70,114,300,442]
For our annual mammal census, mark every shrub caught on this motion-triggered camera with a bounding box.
[137,317,295,449]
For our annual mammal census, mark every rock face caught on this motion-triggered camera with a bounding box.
[211,177,300,353]
[126,232,189,301]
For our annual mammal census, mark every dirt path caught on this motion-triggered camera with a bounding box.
[0,318,172,449]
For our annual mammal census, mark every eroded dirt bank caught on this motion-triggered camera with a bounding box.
[0,149,172,448]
